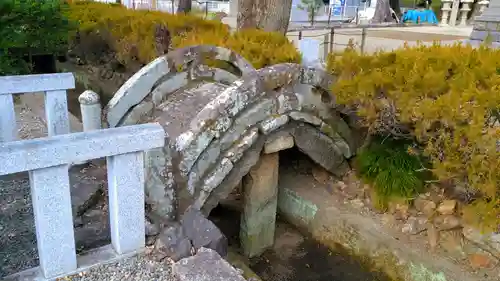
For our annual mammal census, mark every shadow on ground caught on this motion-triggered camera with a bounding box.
[210,202,392,281]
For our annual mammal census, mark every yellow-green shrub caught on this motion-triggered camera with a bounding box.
[66,1,300,69]
[66,1,228,64]
[173,28,301,69]
[327,43,500,230]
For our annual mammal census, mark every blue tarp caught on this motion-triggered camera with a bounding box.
[401,9,438,24]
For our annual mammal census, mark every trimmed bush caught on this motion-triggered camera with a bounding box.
[327,43,500,230]
[66,1,300,68]
[0,0,74,75]
[66,1,228,65]
[173,28,301,69]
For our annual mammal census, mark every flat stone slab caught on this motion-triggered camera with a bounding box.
[173,247,246,281]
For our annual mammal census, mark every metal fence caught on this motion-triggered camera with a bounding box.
[289,22,439,62]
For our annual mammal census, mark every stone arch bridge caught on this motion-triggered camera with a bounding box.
[101,45,363,256]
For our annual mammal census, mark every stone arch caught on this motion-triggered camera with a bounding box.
[103,45,362,225]
[104,45,257,128]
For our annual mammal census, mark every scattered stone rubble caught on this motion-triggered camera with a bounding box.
[153,208,228,262]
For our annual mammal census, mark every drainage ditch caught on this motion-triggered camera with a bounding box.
[209,148,393,281]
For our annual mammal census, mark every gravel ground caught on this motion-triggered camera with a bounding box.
[65,254,176,281]
[0,103,48,277]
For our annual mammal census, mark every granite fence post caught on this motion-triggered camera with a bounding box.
[107,151,147,254]
[0,123,165,279]
[79,90,102,132]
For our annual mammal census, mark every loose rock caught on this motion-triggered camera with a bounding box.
[413,197,437,216]
[154,223,192,262]
[434,215,462,231]
[389,202,410,220]
[181,207,229,257]
[381,213,396,227]
[312,166,332,184]
[437,200,457,215]
[401,217,427,235]
[146,219,161,237]
[173,247,246,281]
[468,253,495,269]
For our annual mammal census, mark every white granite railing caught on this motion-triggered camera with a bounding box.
[0,123,165,280]
[0,73,75,142]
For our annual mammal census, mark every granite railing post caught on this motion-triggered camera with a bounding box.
[441,0,453,25]
[79,90,102,132]
[0,73,75,142]
[0,123,165,280]
[107,151,147,254]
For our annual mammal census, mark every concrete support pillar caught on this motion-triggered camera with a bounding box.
[240,153,279,258]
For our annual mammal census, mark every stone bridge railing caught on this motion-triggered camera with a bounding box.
[0,73,75,141]
[0,73,165,280]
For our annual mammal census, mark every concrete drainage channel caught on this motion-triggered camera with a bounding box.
[208,148,488,281]
[210,206,392,281]
[208,149,394,281]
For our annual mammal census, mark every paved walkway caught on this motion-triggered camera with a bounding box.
[222,17,471,55]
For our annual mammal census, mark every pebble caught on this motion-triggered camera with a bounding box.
[413,198,436,216]
[434,215,462,231]
[468,253,495,269]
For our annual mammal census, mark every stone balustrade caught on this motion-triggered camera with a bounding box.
[0,73,165,280]
[0,73,75,142]
[441,0,490,26]
[461,0,475,26]
[0,123,165,280]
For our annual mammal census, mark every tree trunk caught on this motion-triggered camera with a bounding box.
[372,0,393,23]
[237,0,257,29]
[177,0,192,13]
[237,0,293,34]
[389,0,401,17]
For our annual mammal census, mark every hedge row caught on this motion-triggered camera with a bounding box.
[0,0,74,75]
[66,1,300,68]
[327,44,500,230]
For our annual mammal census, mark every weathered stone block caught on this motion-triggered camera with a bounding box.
[240,153,279,258]
[154,223,192,262]
[292,123,349,177]
[173,247,246,281]
[201,137,266,215]
[181,207,228,257]
[264,133,294,154]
